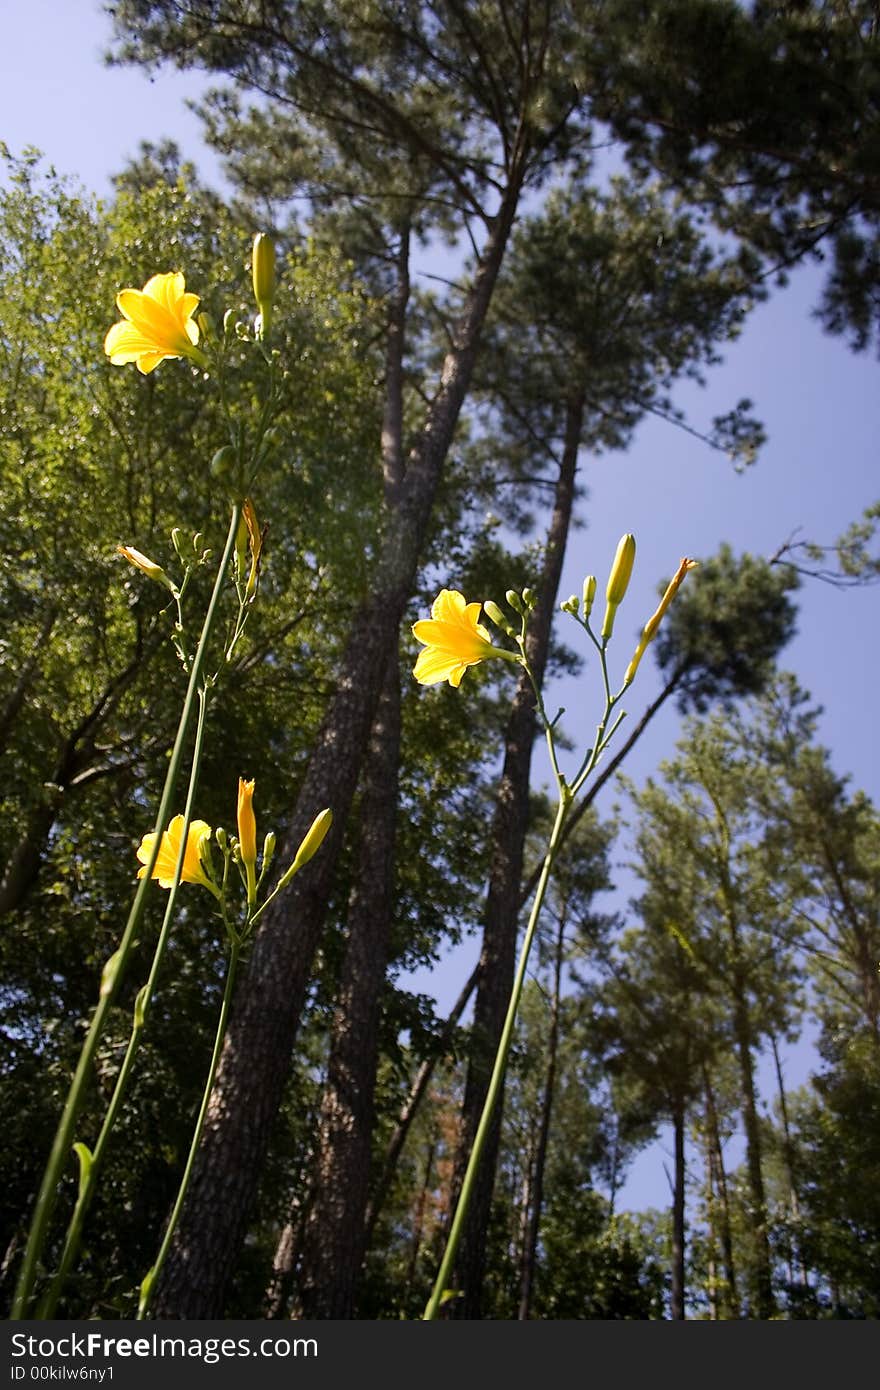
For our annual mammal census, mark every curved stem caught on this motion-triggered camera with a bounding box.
[137,936,242,1319]
[422,794,569,1320]
[12,502,242,1320]
[39,687,213,1317]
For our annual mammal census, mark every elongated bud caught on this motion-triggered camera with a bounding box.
[252,233,276,338]
[262,831,276,871]
[237,777,258,905]
[624,557,699,685]
[100,948,122,999]
[117,545,175,593]
[522,587,536,609]
[483,600,517,638]
[234,509,249,581]
[277,809,333,890]
[505,589,524,615]
[601,534,636,641]
[196,311,214,345]
[243,498,264,601]
[582,575,597,618]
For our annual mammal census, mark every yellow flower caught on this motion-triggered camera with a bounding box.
[601,533,636,640]
[412,589,508,688]
[624,557,699,685]
[104,272,207,375]
[117,544,177,594]
[136,815,216,892]
[237,777,258,905]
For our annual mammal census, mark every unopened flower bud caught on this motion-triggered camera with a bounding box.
[117,545,175,593]
[522,588,536,608]
[100,948,122,999]
[252,233,276,338]
[623,557,698,685]
[210,444,238,484]
[505,589,524,614]
[483,600,516,637]
[262,831,276,871]
[277,809,333,890]
[582,575,597,618]
[601,534,636,641]
[237,777,258,905]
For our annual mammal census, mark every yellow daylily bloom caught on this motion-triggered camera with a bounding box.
[104,272,207,375]
[136,815,216,892]
[412,589,512,688]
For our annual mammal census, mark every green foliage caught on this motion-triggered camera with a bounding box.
[654,544,800,711]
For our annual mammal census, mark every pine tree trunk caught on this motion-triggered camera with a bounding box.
[518,910,566,1320]
[703,1068,738,1317]
[451,396,583,1318]
[731,975,775,1318]
[295,659,401,1318]
[149,181,525,1319]
[670,1101,686,1320]
[364,962,480,1248]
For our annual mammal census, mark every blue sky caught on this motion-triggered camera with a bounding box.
[4,0,879,1213]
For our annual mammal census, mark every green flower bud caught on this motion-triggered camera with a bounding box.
[582,575,597,617]
[252,233,276,338]
[483,600,516,637]
[601,534,636,641]
[210,445,238,481]
[505,589,524,614]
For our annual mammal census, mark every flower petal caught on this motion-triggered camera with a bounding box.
[413,647,466,686]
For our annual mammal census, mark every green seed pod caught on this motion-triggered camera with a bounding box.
[210,445,238,481]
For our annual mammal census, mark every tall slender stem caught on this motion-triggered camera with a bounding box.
[39,687,214,1317]
[137,936,242,1319]
[422,795,569,1320]
[12,502,242,1320]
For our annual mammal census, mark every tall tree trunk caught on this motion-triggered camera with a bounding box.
[295,658,401,1318]
[670,1100,686,1320]
[150,177,526,1318]
[730,974,775,1318]
[292,218,410,1320]
[703,1068,738,1318]
[450,394,583,1318]
[518,909,566,1320]
[364,962,480,1248]
[770,1033,809,1292]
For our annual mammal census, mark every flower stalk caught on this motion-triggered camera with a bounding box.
[11,501,243,1320]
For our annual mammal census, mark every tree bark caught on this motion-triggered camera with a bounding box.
[730,971,775,1318]
[150,177,526,1318]
[364,961,480,1249]
[295,658,401,1318]
[703,1067,738,1318]
[670,1101,686,1320]
[518,908,566,1320]
[450,394,583,1318]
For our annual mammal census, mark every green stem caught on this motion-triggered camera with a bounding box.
[11,502,242,1320]
[137,936,242,1319]
[422,793,569,1320]
[39,687,214,1317]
